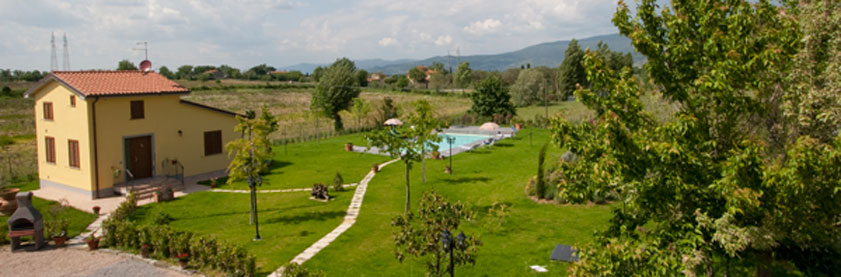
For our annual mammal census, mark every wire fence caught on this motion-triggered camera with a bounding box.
[0,151,37,184]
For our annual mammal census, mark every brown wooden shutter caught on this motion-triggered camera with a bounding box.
[45,136,55,163]
[43,102,53,120]
[70,95,76,107]
[130,100,144,119]
[204,130,222,156]
[68,139,80,168]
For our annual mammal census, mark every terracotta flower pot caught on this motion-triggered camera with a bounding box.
[53,236,67,247]
[179,260,188,269]
[372,165,379,173]
[445,166,452,174]
[141,244,150,258]
[92,206,101,215]
[345,143,353,152]
[1,188,19,201]
[515,123,522,130]
[86,238,100,250]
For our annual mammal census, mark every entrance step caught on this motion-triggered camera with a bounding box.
[114,177,185,200]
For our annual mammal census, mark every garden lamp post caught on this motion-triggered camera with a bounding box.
[447,136,456,174]
[441,229,466,277]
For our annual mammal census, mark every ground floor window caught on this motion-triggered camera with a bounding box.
[45,136,55,163]
[68,139,80,168]
[204,130,222,156]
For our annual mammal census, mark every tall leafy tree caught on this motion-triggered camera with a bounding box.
[454,62,473,89]
[356,69,369,87]
[469,76,516,118]
[311,66,324,82]
[350,98,372,129]
[510,69,548,107]
[557,39,586,99]
[176,65,193,80]
[408,67,427,88]
[311,58,361,131]
[157,66,175,79]
[551,0,841,275]
[117,60,138,70]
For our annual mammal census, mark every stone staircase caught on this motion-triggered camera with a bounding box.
[114,176,185,200]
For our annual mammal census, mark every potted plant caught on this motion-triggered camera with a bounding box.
[0,182,19,216]
[345,142,353,151]
[445,165,452,174]
[372,163,379,173]
[209,177,218,189]
[515,123,522,130]
[85,234,100,250]
[92,206,101,215]
[46,217,69,247]
[177,253,189,269]
[141,244,151,258]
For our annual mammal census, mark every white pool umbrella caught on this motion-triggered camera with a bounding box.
[384,118,403,126]
[479,122,500,130]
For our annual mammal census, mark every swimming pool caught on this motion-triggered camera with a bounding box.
[429,133,491,152]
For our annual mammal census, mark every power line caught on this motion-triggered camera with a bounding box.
[50,32,57,72]
[62,33,70,70]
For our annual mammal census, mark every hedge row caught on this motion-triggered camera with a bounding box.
[101,192,255,276]
[101,219,256,277]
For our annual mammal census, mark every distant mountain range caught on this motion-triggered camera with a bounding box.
[278,33,644,75]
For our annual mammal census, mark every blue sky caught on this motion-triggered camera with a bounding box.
[0,0,629,71]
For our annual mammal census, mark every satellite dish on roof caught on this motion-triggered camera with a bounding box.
[139,60,152,72]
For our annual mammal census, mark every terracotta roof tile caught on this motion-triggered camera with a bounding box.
[51,71,189,96]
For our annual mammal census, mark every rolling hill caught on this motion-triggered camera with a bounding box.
[278,33,644,75]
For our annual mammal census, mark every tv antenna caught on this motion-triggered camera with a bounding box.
[50,33,58,72]
[133,41,148,60]
[62,33,70,70]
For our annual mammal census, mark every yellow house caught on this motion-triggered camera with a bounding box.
[24,71,240,199]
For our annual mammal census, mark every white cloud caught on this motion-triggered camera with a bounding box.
[378,37,398,47]
[434,35,452,46]
[0,0,634,71]
[463,18,502,35]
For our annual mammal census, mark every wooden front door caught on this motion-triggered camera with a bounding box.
[125,136,153,179]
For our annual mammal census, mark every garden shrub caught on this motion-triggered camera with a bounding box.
[151,210,174,225]
[101,219,256,277]
[332,172,344,192]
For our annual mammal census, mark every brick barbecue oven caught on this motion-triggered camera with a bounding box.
[7,191,45,251]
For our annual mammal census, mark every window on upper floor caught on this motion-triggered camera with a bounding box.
[43,102,54,120]
[70,95,76,107]
[131,100,144,119]
[45,136,56,163]
[204,130,222,156]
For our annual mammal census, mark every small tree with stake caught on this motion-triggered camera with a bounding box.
[392,191,481,276]
[226,110,276,241]
[365,100,441,214]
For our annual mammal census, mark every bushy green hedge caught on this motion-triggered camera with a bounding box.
[102,219,256,276]
[101,192,255,276]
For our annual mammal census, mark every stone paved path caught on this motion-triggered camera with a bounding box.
[267,158,400,277]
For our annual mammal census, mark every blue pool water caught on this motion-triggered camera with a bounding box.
[430,133,490,151]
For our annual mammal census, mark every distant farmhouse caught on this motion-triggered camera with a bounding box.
[24,70,240,199]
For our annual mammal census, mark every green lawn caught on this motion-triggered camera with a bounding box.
[516,92,675,124]
[198,133,391,190]
[305,128,612,276]
[134,128,613,276]
[1,181,98,244]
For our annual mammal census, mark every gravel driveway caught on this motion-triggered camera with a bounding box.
[0,246,188,277]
